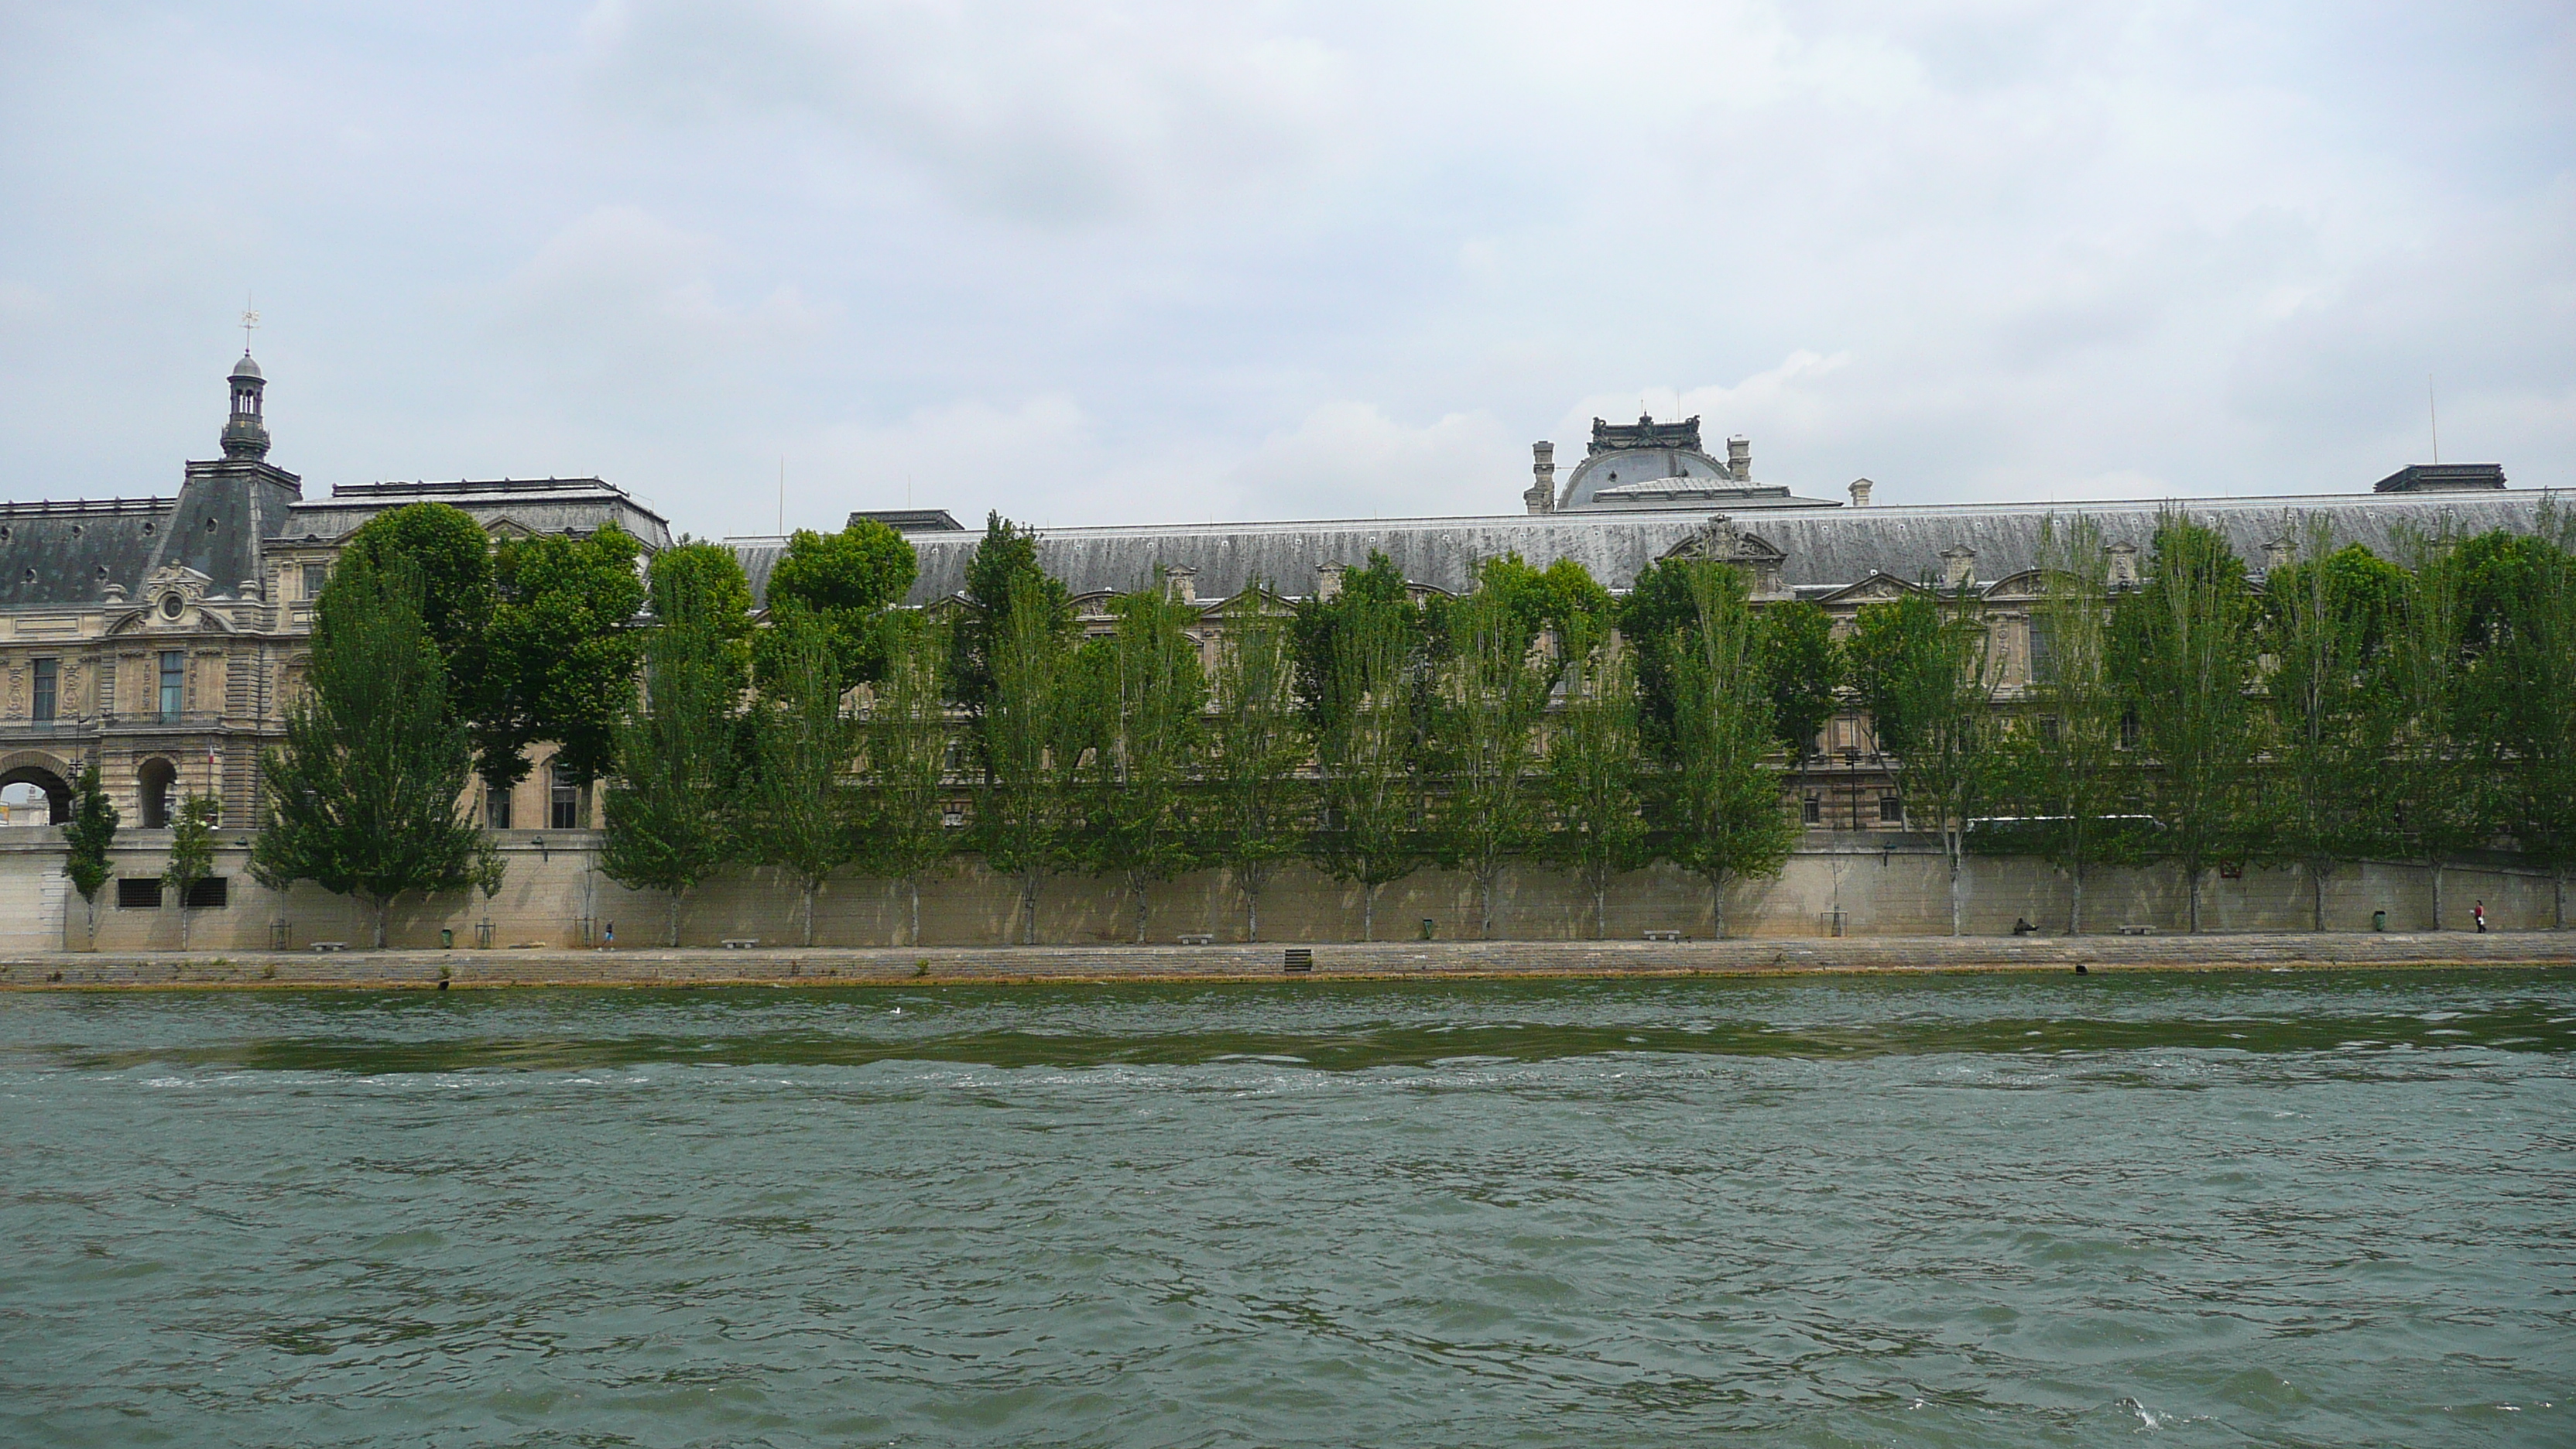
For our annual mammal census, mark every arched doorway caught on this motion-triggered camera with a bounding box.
[138,757,178,829]
[0,755,74,826]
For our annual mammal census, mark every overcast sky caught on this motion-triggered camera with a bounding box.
[2,1,2569,536]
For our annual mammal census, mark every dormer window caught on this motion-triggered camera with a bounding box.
[159,594,184,620]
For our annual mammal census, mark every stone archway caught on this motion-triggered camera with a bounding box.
[0,752,74,826]
[137,756,178,830]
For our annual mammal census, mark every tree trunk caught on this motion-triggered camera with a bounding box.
[667,889,682,948]
[2556,871,2565,932]
[1478,872,1496,940]
[908,878,923,947]
[802,879,817,947]
[2429,861,2444,930]
[1019,874,1041,945]
[373,896,390,951]
[180,905,192,952]
[85,897,99,953]
[2187,865,2201,934]
[1245,877,1261,943]
[1708,872,1728,939]
[1132,871,1149,945]
[1947,831,1963,937]
[1595,872,1608,941]
[2070,858,2084,936]
[2311,860,2326,933]
[1362,883,1375,942]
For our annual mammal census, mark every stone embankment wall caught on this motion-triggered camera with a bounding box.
[2,830,2563,954]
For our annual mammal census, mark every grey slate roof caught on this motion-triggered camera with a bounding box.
[731,487,2565,608]
[0,498,173,608]
[276,478,673,550]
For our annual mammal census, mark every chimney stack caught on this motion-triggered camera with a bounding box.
[1525,441,1556,514]
[1163,563,1198,605]
[1726,436,1751,482]
[1314,561,1345,602]
[1940,546,1977,590]
[1848,478,1873,508]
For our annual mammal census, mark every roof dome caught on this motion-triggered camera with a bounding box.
[230,352,263,381]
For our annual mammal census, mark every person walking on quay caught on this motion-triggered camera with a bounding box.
[2473,901,2487,933]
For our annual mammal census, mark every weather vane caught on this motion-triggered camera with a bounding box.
[241,293,259,353]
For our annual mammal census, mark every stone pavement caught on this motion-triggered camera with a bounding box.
[2,930,2569,991]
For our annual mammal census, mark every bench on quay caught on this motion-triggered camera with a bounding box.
[2117,924,2155,936]
[720,938,759,950]
[310,941,347,953]
[1176,933,1214,947]
[1643,930,1683,943]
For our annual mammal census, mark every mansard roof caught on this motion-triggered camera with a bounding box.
[274,478,673,550]
[731,487,2558,609]
[0,498,173,608]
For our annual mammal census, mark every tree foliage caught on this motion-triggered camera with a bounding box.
[1207,591,1308,940]
[60,761,117,951]
[1848,581,1998,934]
[252,549,481,948]
[1429,572,1553,938]
[478,526,647,790]
[1304,576,1425,940]
[601,556,743,946]
[163,793,218,950]
[859,614,957,947]
[761,520,917,690]
[1649,561,1797,937]
[1088,581,1208,941]
[744,601,858,947]
[975,585,1087,944]
[1547,632,1647,939]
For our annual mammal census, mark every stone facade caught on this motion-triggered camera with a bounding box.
[0,355,670,838]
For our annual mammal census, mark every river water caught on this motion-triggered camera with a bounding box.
[2,969,2570,1447]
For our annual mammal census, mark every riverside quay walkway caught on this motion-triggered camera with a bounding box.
[2,932,2570,990]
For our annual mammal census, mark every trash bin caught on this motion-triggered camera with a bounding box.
[440,928,453,948]
[2372,909,2386,932]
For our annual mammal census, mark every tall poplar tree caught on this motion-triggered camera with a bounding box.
[163,793,218,951]
[1998,515,2132,933]
[1655,561,1798,937]
[1547,628,1647,939]
[977,587,1087,944]
[601,557,743,947]
[1090,581,1208,943]
[859,614,957,947]
[1207,591,1307,941]
[1430,574,1553,939]
[253,550,481,949]
[745,601,858,947]
[2258,520,2404,929]
[2382,528,2478,928]
[60,761,117,951]
[1848,583,1998,935]
[1311,595,1423,940]
[2112,513,2257,933]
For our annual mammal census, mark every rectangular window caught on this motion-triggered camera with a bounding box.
[2038,714,2062,747]
[303,563,328,598]
[117,877,163,909]
[1802,796,1822,824]
[158,651,184,721]
[183,877,228,909]
[31,657,57,721]
[2027,618,2056,683]
[1879,795,1903,824]
[487,789,512,831]
[550,766,582,830]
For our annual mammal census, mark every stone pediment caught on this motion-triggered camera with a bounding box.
[1982,567,2067,601]
[483,516,538,540]
[1659,515,1787,594]
[1814,570,1926,606]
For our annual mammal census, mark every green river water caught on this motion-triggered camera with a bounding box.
[2,968,2571,1447]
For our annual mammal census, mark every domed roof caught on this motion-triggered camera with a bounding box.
[230,352,263,381]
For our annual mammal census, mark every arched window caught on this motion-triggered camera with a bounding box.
[139,758,178,829]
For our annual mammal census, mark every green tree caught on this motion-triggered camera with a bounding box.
[339,501,496,664]
[745,601,858,947]
[975,587,1088,944]
[478,526,648,790]
[1653,561,1798,937]
[163,793,218,951]
[1430,574,1553,938]
[1089,581,1208,943]
[2111,513,2258,933]
[1206,592,1308,940]
[60,761,118,951]
[2381,528,2482,928]
[1306,573,1425,940]
[1995,515,2136,933]
[1759,598,1843,766]
[1615,555,1703,749]
[650,540,756,675]
[954,512,1070,719]
[2482,504,2576,926]
[601,558,743,947]
[858,614,957,947]
[761,519,918,690]
[1849,583,1999,935]
[252,550,481,949]
[1547,631,1648,939]
[2258,522,2406,929]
